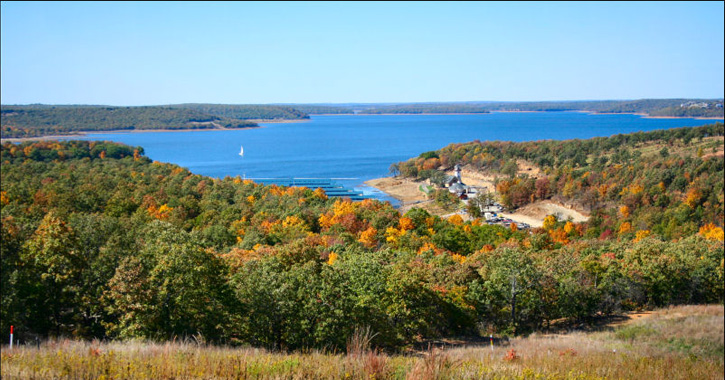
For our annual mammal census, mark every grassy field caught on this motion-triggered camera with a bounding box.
[2,305,722,379]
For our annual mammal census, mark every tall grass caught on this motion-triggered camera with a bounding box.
[2,305,722,379]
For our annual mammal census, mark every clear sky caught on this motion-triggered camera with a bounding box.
[1,1,723,105]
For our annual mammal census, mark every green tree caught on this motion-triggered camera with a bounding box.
[104,221,235,342]
[468,247,543,334]
[22,212,81,336]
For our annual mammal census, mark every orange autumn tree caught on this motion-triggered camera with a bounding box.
[699,223,724,242]
[399,216,414,231]
[633,230,651,242]
[358,226,378,248]
[685,187,703,209]
[542,215,557,230]
[319,199,358,229]
[147,203,173,220]
[618,221,633,235]
[448,214,464,226]
[619,205,630,218]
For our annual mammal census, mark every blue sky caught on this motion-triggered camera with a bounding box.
[1,1,723,105]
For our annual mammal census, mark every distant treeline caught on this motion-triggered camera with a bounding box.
[1,105,258,139]
[169,104,310,120]
[483,99,694,113]
[359,103,490,114]
[358,99,723,116]
[649,106,725,118]
[281,104,356,115]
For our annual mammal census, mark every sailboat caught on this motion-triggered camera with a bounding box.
[239,145,244,157]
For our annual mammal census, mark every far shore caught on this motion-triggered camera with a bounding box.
[1,127,258,143]
[249,118,311,124]
[4,112,722,143]
[577,110,724,120]
[311,110,724,120]
[1,119,312,143]
[1,118,320,143]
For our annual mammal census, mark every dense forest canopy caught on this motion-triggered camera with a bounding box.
[1,128,722,350]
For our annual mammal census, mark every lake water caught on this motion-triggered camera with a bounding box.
[83,112,722,202]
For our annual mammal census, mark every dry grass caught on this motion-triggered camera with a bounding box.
[2,305,722,379]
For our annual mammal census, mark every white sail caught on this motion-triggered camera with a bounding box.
[239,145,244,157]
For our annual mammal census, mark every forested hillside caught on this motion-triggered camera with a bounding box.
[2,138,722,350]
[397,123,724,239]
[481,99,723,115]
[169,104,310,120]
[354,99,724,117]
[281,104,356,115]
[0,105,258,138]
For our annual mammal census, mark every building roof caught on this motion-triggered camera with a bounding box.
[449,183,466,193]
[444,175,459,184]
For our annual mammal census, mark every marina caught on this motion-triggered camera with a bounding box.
[250,178,369,200]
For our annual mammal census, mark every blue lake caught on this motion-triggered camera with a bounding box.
[83,112,722,202]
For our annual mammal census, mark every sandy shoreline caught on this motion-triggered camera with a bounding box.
[364,177,431,212]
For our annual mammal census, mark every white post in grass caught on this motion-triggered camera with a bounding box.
[9,325,13,349]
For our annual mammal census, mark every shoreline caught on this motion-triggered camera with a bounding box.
[312,110,723,120]
[363,177,423,203]
[351,112,491,116]
[1,124,274,143]
[251,118,311,124]
[579,110,724,120]
[1,127,259,143]
[364,177,429,213]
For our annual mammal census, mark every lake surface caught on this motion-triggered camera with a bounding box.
[83,112,722,202]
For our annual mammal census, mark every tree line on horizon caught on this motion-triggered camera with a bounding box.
[169,104,310,120]
[355,98,724,116]
[1,131,722,350]
[0,105,261,139]
[3,99,722,139]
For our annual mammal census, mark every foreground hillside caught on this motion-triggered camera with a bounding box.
[2,305,722,379]
[1,137,722,351]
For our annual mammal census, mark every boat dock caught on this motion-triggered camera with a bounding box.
[250,178,369,201]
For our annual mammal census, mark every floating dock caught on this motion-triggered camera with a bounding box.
[250,178,369,200]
